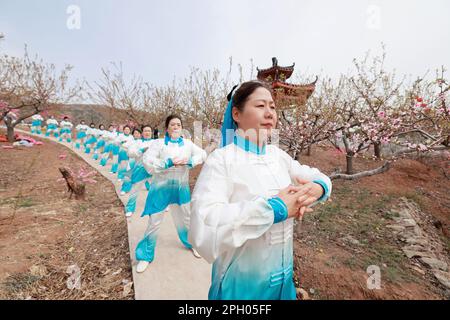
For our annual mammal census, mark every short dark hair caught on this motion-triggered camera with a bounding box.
[153,128,159,139]
[141,125,152,131]
[132,128,142,135]
[165,115,182,129]
[229,80,272,112]
[99,124,105,129]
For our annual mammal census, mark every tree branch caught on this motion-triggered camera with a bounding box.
[330,161,391,180]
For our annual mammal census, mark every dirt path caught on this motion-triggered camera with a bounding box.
[0,129,133,299]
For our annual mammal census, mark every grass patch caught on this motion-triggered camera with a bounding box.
[444,237,450,253]
[75,203,88,215]
[16,197,35,208]
[307,186,395,240]
[307,184,418,283]
[399,191,426,212]
[363,243,414,283]
[382,210,399,220]
[342,256,361,270]
[324,256,339,269]
[0,197,16,206]
[2,273,41,295]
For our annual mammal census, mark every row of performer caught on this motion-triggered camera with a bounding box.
[29,80,333,300]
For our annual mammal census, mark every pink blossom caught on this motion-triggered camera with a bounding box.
[381,137,390,144]
[0,100,9,111]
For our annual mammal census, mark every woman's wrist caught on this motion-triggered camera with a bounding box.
[268,196,288,223]
[165,158,174,168]
[312,180,329,202]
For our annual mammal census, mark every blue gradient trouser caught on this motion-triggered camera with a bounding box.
[61,130,72,142]
[100,147,112,166]
[92,144,104,160]
[135,204,192,262]
[110,153,119,173]
[75,137,86,149]
[31,126,42,134]
[125,179,151,213]
[46,128,57,137]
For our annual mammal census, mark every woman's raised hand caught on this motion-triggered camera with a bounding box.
[276,185,310,219]
[293,177,324,209]
[172,157,189,166]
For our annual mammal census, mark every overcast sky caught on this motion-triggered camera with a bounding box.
[1,0,449,100]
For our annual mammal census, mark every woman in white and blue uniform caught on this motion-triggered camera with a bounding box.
[109,125,126,174]
[75,120,89,149]
[92,124,106,160]
[135,115,207,273]
[188,81,332,300]
[45,116,59,137]
[59,117,73,143]
[122,128,142,173]
[119,128,143,192]
[99,125,117,167]
[113,126,134,180]
[84,123,98,154]
[31,114,44,134]
[121,125,154,217]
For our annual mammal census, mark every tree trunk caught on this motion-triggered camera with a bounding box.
[331,161,391,180]
[374,142,381,159]
[306,145,312,156]
[7,125,15,142]
[443,135,450,147]
[59,167,86,200]
[346,153,354,174]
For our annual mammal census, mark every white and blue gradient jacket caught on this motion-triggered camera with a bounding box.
[31,114,44,126]
[46,118,59,126]
[140,137,207,216]
[75,124,89,132]
[60,120,73,130]
[189,134,332,300]
[126,138,155,159]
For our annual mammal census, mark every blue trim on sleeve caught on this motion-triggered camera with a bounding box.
[187,157,193,168]
[313,180,329,202]
[268,196,288,224]
[165,158,174,169]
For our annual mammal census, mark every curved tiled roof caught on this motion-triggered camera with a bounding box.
[256,63,295,81]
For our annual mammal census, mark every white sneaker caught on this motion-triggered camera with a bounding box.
[191,248,202,259]
[120,191,126,196]
[136,261,150,273]
[125,212,133,217]
[118,179,122,182]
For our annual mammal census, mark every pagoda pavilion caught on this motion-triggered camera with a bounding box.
[257,57,317,109]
